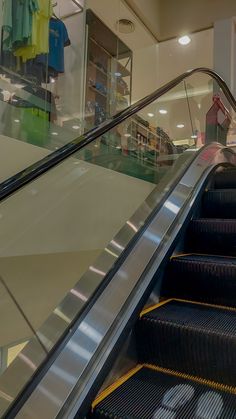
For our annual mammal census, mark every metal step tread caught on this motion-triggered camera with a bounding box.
[203,189,236,218]
[137,300,236,386]
[187,218,236,256]
[92,365,236,419]
[161,254,236,307]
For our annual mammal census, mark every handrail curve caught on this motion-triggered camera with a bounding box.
[1,67,235,200]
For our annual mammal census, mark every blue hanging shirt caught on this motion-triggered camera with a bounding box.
[38,18,70,73]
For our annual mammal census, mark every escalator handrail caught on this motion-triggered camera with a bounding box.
[0,67,235,201]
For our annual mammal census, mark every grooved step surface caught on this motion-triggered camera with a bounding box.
[203,189,236,218]
[137,300,236,386]
[187,219,236,255]
[214,169,236,189]
[92,367,236,419]
[161,255,236,307]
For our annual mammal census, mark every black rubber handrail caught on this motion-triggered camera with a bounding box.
[1,67,235,201]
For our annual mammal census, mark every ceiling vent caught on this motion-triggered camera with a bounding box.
[116,19,135,34]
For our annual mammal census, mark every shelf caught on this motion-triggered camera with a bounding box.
[88,85,107,98]
[89,60,108,77]
[114,61,131,78]
[89,37,131,77]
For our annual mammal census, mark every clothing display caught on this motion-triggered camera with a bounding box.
[14,0,52,61]
[37,17,70,76]
[1,0,52,62]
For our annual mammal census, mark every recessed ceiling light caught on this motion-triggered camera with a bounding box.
[116,19,135,34]
[52,132,58,136]
[159,109,167,114]
[72,125,80,130]
[148,113,154,117]
[178,35,191,45]
[14,119,20,123]
[177,124,185,128]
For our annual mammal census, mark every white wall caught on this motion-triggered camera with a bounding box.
[158,29,214,86]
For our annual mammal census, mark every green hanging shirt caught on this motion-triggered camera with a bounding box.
[2,0,12,50]
[2,0,39,51]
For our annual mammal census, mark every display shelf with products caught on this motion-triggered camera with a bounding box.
[84,9,132,130]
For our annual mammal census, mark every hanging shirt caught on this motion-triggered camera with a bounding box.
[14,0,51,62]
[2,0,13,51]
[38,18,70,73]
[12,0,39,46]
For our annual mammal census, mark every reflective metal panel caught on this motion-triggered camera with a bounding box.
[14,144,236,418]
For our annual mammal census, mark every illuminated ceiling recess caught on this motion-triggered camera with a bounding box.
[178,35,191,45]
[116,19,135,34]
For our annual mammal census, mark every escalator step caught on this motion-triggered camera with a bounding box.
[137,300,236,386]
[92,366,236,419]
[187,219,236,256]
[203,189,236,218]
[214,168,236,189]
[161,254,236,307]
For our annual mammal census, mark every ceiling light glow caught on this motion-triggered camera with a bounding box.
[177,124,185,128]
[178,35,191,45]
[147,113,154,117]
[159,109,167,114]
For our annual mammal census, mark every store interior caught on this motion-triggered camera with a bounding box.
[0,0,234,374]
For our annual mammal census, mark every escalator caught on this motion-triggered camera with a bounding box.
[0,68,236,418]
[90,166,236,419]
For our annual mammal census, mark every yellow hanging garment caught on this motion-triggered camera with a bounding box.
[14,0,52,62]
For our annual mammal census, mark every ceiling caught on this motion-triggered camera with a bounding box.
[86,0,156,50]
[125,0,236,41]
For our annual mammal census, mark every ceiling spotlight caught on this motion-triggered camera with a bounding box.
[116,19,135,34]
[178,35,191,45]
[14,119,20,123]
[177,124,185,128]
[52,132,58,136]
[148,113,154,117]
[159,109,167,114]
[72,125,80,130]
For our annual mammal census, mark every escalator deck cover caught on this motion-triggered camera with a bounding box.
[92,367,236,418]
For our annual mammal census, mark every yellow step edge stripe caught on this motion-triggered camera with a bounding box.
[170,253,193,259]
[92,364,142,409]
[145,364,236,395]
[141,298,236,317]
[140,299,172,317]
[173,298,236,313]
[171,252,236,260]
